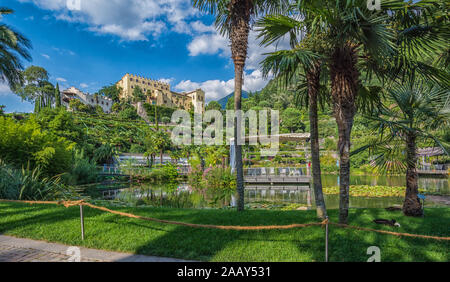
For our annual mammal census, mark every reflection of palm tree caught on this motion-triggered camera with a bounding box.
[193,0,288,212]
[0,8,32,88]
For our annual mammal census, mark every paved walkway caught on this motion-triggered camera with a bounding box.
[0,235,191,262]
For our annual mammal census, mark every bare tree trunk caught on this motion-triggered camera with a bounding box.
[234,63,245,212]
[307,64,327,219]
[403,132,423,216]
[200,154,206,172]
[222,157,226,169]
[336,120,352,223]
[230,1,251,212]
[330,45,359,224]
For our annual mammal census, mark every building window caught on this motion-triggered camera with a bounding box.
[130,78,133,81]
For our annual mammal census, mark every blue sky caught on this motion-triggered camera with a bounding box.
[0,0,287,113]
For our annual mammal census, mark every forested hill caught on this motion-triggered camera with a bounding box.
[217,91,249,109]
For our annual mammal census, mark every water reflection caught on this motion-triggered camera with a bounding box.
[103,182,447,210]
[322,175,449,195]
[96,174,448,209]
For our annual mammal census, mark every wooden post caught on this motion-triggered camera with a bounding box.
[325,217,329,262]
[80,205,85,241]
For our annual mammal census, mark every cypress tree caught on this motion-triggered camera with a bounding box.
[55,83,61,107]
[34,96,41,113]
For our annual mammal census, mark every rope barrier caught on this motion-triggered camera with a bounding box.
[1,199,449,240]
[328,222,450,241]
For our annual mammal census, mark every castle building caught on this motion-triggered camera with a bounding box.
[116,74,205,113]
[61,87,114,113]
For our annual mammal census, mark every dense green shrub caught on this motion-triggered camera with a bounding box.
[93,143,117,165]
[129,144,146,154]
[143,103,175,122]
[187,166,236,205]
[119,107,140,120]
[0,116,74,176]
[35,108,85,144]
[324,137,337,151]
[65,150,98,185]
[203,167,236,191]
[161,116,171,124]
[188,165,205,192]
[148,163,179,182]
[69,99,95,113]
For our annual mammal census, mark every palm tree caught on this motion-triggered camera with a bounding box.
[257,13,329,219]
[192,0,288,211]
[298,0,394,224]
[144,130,158,168]
[291,0,450,223]
[0,8,32,88]
[93,143,117,165]
[153,130,172,165]
[360,82,449,216]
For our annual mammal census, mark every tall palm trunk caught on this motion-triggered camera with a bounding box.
[330,44,359,224]
[307,63,327,219]
[403,132,423,216]
[230,1,251,212]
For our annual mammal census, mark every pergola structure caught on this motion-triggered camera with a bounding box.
[230,133,311,171]
[417,147,445,157]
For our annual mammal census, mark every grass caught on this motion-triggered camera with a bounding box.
[0,202,448,262]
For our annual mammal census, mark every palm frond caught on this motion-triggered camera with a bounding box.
[255,14,305,48]
[260,48,320,85]
[0,10,32,88]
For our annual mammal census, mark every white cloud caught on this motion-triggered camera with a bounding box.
[175,70,270,101]
[52,47,76,56]
[20,0,289,71]
[159,78,174,84]
[19,0,199,41]
[187,26,290,71]
[190,21,216,33]
[80,83,88,88]
[188,32,229,57]
[56,77,67,82]
[41,54,51,59]
[18,0,287,101]
[0,83,12,97]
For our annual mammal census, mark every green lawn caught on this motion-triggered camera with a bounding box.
[0,202,448,262]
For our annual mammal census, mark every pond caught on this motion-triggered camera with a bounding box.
[322,174,449,195]
[94,174,449,210]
